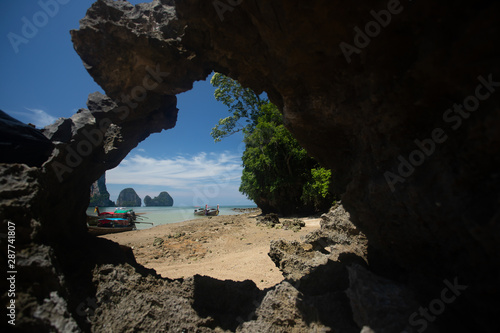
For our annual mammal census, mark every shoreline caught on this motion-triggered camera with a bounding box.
[100,210,321,289]
[88,206,260,229]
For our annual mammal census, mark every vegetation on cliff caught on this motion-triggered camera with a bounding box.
[116,187,141,207]
[211,73,334,215]
[89,173,115,207]
[144,191,174,206]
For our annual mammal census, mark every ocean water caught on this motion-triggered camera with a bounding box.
[86,205,257,230]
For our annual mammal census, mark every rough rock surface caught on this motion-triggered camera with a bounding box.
[255,213,280,228]
[1,0,499,332]
[89,173,115,207]
[346,264,428,333]
[1,86,176,330]
[269,205,368,293]
[116,187,142,207]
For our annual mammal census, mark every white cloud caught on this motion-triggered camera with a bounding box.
[106,152,243,191]
[9,108,57,127]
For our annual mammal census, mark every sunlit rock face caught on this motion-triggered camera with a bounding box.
[1,0,499,331]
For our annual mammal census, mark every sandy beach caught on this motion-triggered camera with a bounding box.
[100,210,321,289]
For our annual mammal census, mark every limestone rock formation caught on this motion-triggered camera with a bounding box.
[116,188,141,207]
[1,0,499,332]
[346,264,429,333]
[255,213,280,228]
[144,191,174,206]
[89,173,115,207]
[1,87,177,330]
[269,205,368,294]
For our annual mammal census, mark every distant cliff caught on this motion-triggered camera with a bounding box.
[144,191,174,207]
[89,174,115,207]
[116,188,141,207]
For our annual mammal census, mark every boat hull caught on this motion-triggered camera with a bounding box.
[88,226,134,236]
[194,209,219,216]
[97,217,130,227]
[206,210,219,216]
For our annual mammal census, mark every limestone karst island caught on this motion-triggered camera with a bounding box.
[1,1,499,332]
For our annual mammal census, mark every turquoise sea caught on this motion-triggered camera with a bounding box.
[86,205,257,230]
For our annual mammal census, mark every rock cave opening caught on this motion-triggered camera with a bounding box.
[1,0,499,331]
[94,75,294,289]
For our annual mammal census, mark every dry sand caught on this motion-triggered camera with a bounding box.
[100,210,321,289]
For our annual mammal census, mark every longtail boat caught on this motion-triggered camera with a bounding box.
[88,217,135,236]
[97,217,131,227]
[88,207,136,235]
[94,207,137,220]
[88,225,134,236]
[194,204,219,216]
[88,207,152,234]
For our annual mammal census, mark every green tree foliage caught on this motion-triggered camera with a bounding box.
[89,194,115,207]
[240,103,333,214]
[210,73,265,142]
[301,168,334,211]
[88,174,115,207]
[211,73,334,215]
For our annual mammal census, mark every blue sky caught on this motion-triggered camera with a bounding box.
[1,0,254,206]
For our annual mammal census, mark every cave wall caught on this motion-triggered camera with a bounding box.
[1,0,499,331]
[71,0,500,329]
[72,0,500,320]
